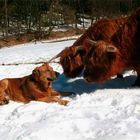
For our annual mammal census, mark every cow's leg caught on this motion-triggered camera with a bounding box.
[117,73,123,78]
[37,96,69,105]
[0,80,9,105]
[132,76,140,87]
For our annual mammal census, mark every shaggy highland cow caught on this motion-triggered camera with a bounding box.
[84,7,140,86]
[56,17,126,78]
[60,18,126,78]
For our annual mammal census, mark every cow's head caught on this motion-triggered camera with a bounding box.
[84,40,121,83]
[60,46,85,78]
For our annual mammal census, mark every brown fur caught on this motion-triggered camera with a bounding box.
[84,7,140,85]
[60,46,84,78]
[0,63,72,105]
[84,41,124,82]
[60,17,126,78]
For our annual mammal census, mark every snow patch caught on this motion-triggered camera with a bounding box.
[0,39,140,140]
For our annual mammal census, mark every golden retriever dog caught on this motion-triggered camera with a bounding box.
[0,63,72,105]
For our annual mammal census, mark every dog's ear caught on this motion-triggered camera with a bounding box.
[32,69,40,78]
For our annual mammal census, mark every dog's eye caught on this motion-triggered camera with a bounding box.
[33,70,40,76]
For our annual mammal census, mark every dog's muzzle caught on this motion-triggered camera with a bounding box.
[47,77,57,81]
[55,72,60,77]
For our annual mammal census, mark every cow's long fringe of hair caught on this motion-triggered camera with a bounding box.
[85,44,124,82]
[111,7,140,63]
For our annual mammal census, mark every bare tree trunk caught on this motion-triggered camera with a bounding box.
[5,0,8,38]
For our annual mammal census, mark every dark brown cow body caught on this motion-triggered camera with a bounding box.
[59,17,126,78]
[84,7,140,86]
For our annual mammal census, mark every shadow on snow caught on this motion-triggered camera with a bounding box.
[53,73,137,95]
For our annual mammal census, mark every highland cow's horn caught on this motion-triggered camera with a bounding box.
[106,46,117,53]
[47,47,69,63]
[76,46,84,51]
[47,50,63,63]
[87,39,97,46]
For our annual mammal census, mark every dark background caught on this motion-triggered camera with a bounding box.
[0,0,140,39]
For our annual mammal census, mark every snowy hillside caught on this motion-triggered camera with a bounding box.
[0,40,140,140]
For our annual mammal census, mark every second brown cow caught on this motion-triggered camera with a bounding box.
[84,7,140,86]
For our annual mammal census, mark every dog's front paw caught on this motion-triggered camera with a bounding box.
[0,97,9,105]
[60,92,75,96]
[59,99,69,106]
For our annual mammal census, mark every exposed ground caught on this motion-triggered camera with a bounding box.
[0,28,84,48]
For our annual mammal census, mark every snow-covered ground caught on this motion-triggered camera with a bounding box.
[0,40,140,140]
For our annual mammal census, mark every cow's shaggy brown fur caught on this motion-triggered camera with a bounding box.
[59,17,126,78]
[0,63,72,105]
[84,41,123,82]
[84,7,140,86]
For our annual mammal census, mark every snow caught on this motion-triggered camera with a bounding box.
[0,39,140,140]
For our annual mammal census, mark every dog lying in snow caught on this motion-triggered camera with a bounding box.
[0,63,72,105]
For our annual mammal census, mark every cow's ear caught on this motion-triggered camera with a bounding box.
[32,69,40,78]
[106,46,117,53]
[86,39,97,46]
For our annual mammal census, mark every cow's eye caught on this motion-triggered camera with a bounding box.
[107,52,116,60]
[64,57,69,64]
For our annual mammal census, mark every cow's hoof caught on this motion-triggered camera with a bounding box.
[132,83,140,87]
[132,77,140,87]
[132,81,140,87]
[117,74,123,79]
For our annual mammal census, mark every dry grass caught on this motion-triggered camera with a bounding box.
[0,28,84,48]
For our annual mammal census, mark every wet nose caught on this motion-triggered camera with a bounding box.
[83,70,89,78]
[55,71,60,77]
[84,77,91,82]
[83,70,91,82]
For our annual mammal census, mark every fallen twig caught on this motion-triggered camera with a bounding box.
[41,35,80,43]
[0,60,60,66]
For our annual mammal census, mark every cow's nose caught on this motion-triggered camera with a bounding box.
[55,71,60,77]
[85,77,90,82]
[83,70,89,77]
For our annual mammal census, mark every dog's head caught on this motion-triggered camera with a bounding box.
[31,63,59,90]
